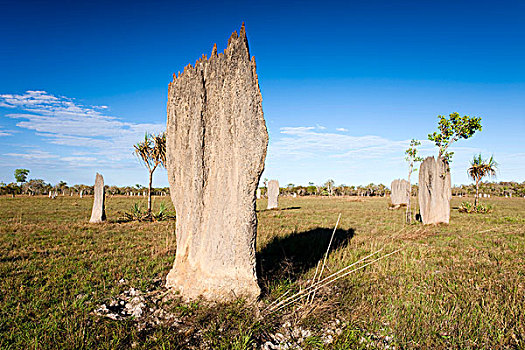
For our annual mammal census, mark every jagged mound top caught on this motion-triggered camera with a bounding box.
[174,23,253,79]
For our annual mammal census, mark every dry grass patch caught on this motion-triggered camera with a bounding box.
[0,195,524,349]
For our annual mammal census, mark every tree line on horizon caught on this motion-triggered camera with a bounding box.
[2,176,524,198]
[0,171,171,197]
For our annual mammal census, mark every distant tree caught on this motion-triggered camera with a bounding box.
[3,183,21,197]
[73,184,86,196]
[365,183,376,196]
[405,139,423,223]
[56,181,68,195]
[324,179,335,196]
[22,179,50,195]
[79,184,91,196]
[377,183,387,197]
[306,184,316,195]
[108,185,120,196]
[134,132,166,215]
[428,112,482,162]
[14,169,29,185]
[468,154,498,206]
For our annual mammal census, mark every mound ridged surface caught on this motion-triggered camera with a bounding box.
[165,25,268,301]
[418,156,451,224]
[390,179,410,206]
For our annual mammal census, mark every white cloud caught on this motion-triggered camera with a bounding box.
[0,91,165,163]
[61,156,97,162]
[336,128,348,132]
[271,126,433,160]
[4,150,59,160]
[60,156,99,168]
[280,126,315,134]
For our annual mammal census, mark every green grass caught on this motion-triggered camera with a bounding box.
[0,195,524,349]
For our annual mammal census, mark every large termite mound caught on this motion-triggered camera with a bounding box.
[418,156,451,224]
[165,24,268,301]
[390,179,410,206]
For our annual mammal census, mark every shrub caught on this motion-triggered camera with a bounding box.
[458,201,492,214]
[120,201,175,222]
[152,202,175,221]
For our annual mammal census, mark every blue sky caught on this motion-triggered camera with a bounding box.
[1,0,524,187]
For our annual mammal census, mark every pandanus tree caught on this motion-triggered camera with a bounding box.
[468,154,498,206]
[134,132,166,215]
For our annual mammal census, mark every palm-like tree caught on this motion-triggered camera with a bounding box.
[468,154,497,206]
[134,132,166,215]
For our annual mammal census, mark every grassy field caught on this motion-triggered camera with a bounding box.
[0,195,524,349]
